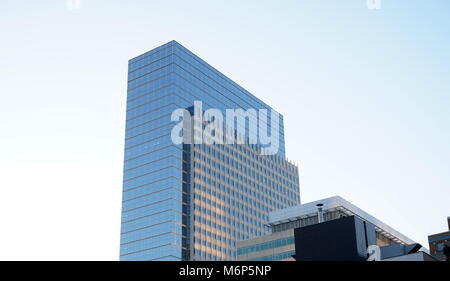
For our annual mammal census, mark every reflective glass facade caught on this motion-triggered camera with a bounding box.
[120,41,300,261]
[187,143,299,260]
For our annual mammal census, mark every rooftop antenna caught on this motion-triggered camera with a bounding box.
[316,203,324,223]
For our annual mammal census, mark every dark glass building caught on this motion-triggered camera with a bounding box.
[120,41,300,261]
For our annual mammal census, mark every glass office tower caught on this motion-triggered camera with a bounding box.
[120,41,300,261]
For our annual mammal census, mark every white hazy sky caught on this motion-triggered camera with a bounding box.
[0,0,449,260]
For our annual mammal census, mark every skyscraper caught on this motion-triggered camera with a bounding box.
[120,41,300,261]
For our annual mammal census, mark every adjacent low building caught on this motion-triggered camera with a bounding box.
[428,217,450,261]
[237,196,415,261]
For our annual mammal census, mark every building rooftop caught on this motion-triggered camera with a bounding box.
[268,196,415,245]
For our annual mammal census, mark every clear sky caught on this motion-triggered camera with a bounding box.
[0,0,449,260]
